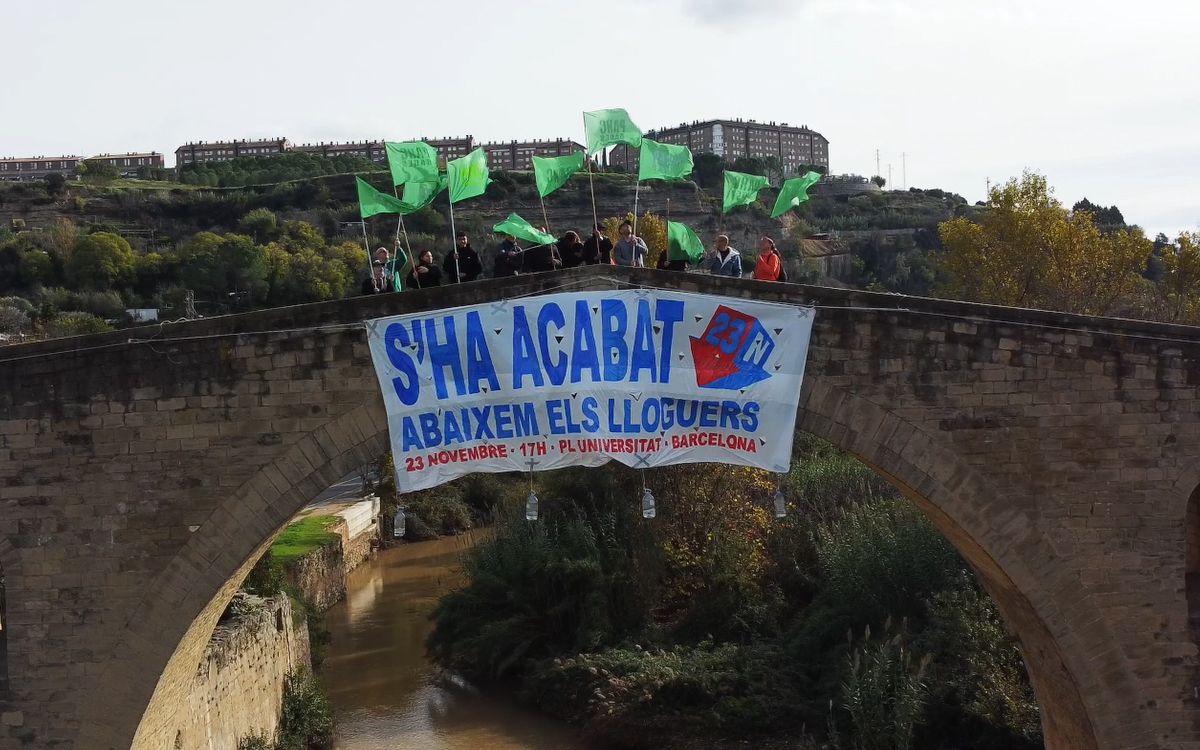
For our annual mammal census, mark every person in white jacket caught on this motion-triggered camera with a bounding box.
[706,235,742,277]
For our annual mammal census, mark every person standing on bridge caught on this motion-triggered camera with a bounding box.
[360,260,387,295]
[752,237,786,282]
[443,232,483,284]
[406,250,443,288]
[557,230,586,269]
[613,220,647,267]
[493,234,523,277]
[706,235,742,278]
[583,225,613,265]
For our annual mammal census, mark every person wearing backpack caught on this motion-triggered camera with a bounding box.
[752,237,786,282]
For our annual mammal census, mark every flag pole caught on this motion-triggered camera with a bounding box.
[632,178,640,244]
[359,218,373,287]
[448,198,461,284]
[539,194,552,236]
[391,187,413,259]
[582,115,600,233]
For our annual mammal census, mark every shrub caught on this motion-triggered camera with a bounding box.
[276,669,334,750]
[428,493,653,681]
[44,311,112,338]
[236,731,272,750]
[243,552,285,597]
[840,620,931,750]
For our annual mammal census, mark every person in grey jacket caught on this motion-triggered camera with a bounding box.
[706,235,742,277]
[613,220,648,267]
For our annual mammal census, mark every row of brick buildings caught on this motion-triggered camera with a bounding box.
[174,136,585,172]
[2,116,829,182]
[608,118,829,175]
[0,152,164,181]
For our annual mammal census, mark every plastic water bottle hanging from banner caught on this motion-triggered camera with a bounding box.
[641,487,656,519]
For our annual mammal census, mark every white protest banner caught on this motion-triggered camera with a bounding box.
[366,290,814,493]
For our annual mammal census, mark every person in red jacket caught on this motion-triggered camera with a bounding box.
[752,237,785,282]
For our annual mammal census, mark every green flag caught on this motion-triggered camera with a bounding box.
[637,139,693,182]
[667,221,705,264]
[356,177,407,219]
[533,152,584,198]
[399,174,447,213]
[385,141,439,186]
[447,148,491,204]
[770,171,822,219]
[723,170,769,213]
[493,213,556,246]
[583,108,643,155]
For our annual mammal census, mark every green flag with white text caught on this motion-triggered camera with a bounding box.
[493,213,556,246]
[583,108,643,155]
[385,141,439,186]
[770,171,822,219]
[356,177,407,219]
[638,139,693,182]
[400,174,447,213]
[447,148,491,204]
[667,221,705,264]
[533,152,584,198]
[723,170,769,213]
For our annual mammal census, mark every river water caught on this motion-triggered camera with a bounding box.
[319,532,593,750]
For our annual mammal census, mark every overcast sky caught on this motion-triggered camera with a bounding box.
[3,0,1196,236]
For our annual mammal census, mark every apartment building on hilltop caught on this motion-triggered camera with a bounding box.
[292,141,388,163]
[481,138,587,170]
[86,152,165,177]
[608,118,829,175]
[174,138,291,168]
[0,155,82,181]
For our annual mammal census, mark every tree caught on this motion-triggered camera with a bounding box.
[0,301,29,334]
[870,175,887,188]
[66,232,136,290]
[601,212,667,266]
[238,208,279,242]
[1072,198,1125,228]
[18,250,54,287]
[176,232,268,304]
[79,159,120,184]
[1156,232,1200,323]
[44,173,67,196]
[936,172,1152,315]
[691,153,725,191]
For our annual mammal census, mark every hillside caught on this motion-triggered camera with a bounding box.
[0,171,974,293]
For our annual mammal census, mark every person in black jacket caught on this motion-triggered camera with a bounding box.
[582,225,613,265]
[524,228,561,274]
[557,230,586,269]
[360,260,387,295]
[406,250,443,288]
[493,235,522,277]
[443,232,483,283]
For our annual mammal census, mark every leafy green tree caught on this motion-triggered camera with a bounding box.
[44,173,67,196]
[79,159,120,184]
[18,250,54,287]
[176,232,269,304]
[133,252,170,299]
[67,232,135,290]
[870,175,886,188]
[237,208,279,242]
[937,172,1151,315]
[691,153,725,191]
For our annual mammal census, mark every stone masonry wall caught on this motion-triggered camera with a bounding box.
[0,267,1198,749]
[168,595,309,750]
[284,531,345,614]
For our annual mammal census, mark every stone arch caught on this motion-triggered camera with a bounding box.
[74,381,1152,749]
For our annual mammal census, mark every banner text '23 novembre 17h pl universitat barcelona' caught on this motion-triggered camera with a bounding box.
[366,290,815,493]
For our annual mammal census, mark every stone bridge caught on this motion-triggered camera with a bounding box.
[0,266,1199,749]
